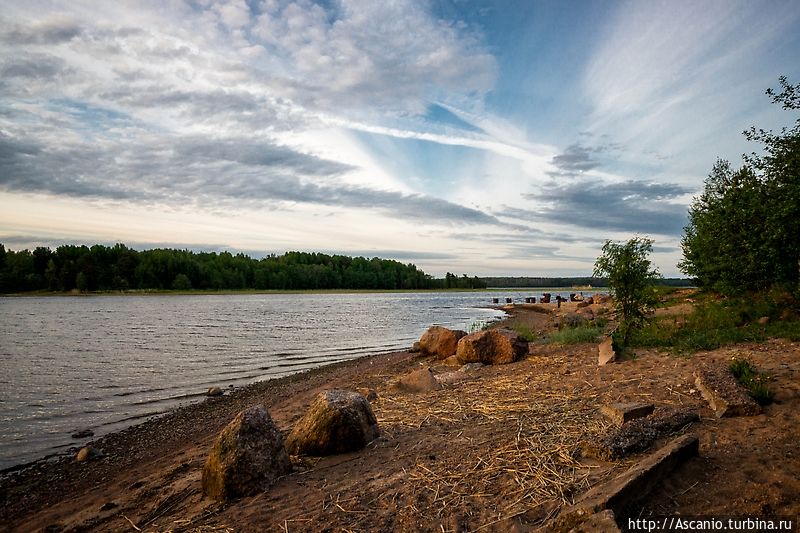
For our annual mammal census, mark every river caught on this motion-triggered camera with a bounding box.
[0,290,574,469]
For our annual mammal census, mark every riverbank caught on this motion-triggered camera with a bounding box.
[2,299,799,531]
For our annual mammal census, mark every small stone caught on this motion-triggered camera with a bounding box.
[357,387,378,402]
[442,355,461,367]
[394,367,442,393]
[99,501,118,511]
[435,371,468,385]
[410,341,421,353]
[757,316,770,325]
[459,362,485,373]
[71,429,94,439]
[75,446,103,463]
[206,387,223,397]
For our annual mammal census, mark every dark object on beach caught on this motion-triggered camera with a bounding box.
[456,328,528,365]
[75,446,104,463]
[582,407,699,460]
[506,297,513,304]
[206,386,223,397]
[99,501,118,511]
[418,326,466,359]
[541,293,551,303]
[71,429,94,439]
[492,297,499,304]
[357,387,379,401]
[202,404,291,500]
[285,390,379,456]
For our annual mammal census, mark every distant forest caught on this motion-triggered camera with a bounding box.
[0,243,487,293]
[480,277,694,288]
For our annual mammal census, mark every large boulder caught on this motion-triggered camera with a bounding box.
[418,326,467,359]
[285,390,379,456]
[202,405,291,500]
[456,329,528,365]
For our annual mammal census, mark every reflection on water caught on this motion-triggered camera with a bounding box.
[0,290,569,469]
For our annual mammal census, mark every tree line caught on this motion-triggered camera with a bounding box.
[0,244,486,293]
[680,77,800,295]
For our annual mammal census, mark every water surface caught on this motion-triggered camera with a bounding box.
[0,290,570,469]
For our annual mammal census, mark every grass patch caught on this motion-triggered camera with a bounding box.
[548,324,605,345]
[467,320,493,333]
[513,325,537,342]
[629,291,800,353]
[730,357,774,405]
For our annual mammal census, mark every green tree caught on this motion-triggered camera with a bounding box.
[593,237,661,347]
[679,161,774,293]
[681,77,800,293]
[171,273,193,290]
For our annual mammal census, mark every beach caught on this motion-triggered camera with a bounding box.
[2,302,799,532]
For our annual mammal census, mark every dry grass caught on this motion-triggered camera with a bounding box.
[374,361,612,526]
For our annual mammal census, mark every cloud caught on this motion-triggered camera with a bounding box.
[249,0,497,112]
[519,179,690,236]
[0,129,502,226]
[548,143,600,177]
[0,53,72,81]
[582,0,800,169]
[0,16,82,45]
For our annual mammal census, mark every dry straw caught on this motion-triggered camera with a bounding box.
[368,359,612,529]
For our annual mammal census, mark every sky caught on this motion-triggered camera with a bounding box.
[1,0,799,277]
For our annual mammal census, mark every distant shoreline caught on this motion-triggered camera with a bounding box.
[0,287,618,297]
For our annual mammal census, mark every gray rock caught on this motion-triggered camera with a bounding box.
[202,405,291,500]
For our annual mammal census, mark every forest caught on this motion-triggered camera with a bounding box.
[0,244,486,293]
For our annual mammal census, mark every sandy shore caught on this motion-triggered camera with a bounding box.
[2,303,799,532]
